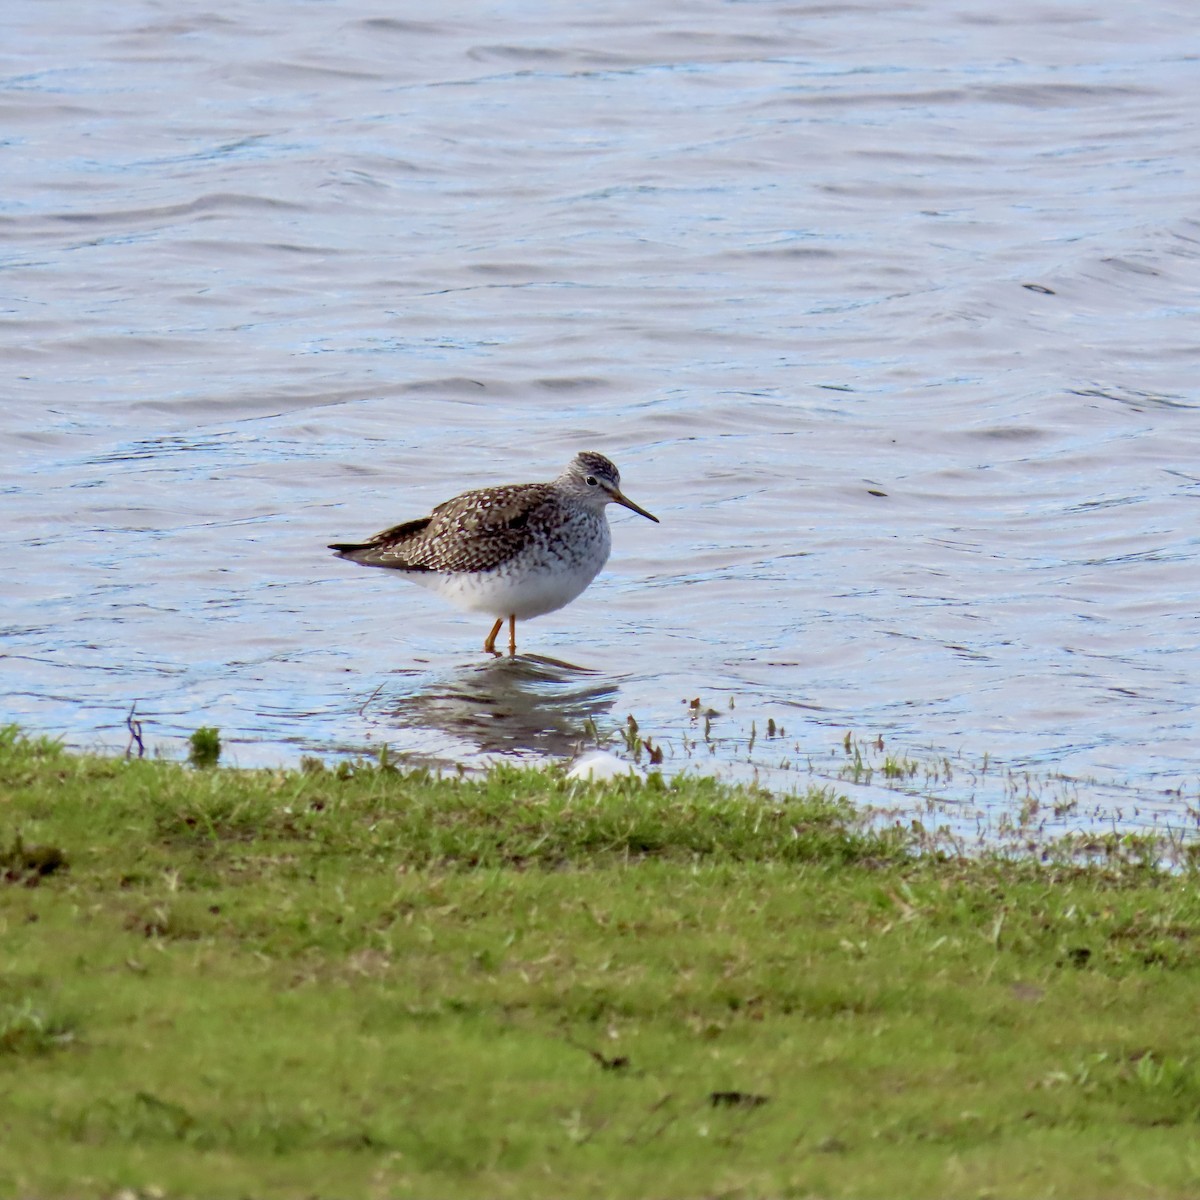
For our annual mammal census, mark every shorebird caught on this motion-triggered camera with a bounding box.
[329,451,658,656]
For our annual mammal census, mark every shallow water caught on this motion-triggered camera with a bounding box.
[3,1,1199,840]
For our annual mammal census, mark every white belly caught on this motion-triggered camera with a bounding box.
[404,517,612,620]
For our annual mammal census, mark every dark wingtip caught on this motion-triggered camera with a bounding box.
[328,542,363,554]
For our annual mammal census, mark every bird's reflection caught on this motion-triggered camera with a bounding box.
[380,654,618,758]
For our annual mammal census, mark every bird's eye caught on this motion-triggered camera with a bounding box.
[585,475,598,486]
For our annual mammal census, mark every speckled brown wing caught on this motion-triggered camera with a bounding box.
[329,482,555,573]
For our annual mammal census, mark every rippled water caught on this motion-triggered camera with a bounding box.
[4,1,1199,839]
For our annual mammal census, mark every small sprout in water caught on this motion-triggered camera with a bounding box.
[767,718,777,738]
[188,727,221,768]
[843,730,853,754]
[882,756,919,780]
[125,704,145,760]
[623,715,643,757]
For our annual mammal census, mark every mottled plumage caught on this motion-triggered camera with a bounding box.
[329,452,658,655]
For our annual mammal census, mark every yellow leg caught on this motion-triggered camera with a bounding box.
[508,615,517,656]
[484,617,504,656]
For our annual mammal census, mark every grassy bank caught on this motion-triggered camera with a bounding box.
[2,727,1198,1199]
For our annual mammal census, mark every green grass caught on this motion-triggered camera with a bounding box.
[2,725,1199,1198]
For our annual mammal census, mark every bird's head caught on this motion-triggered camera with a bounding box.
[561,451,659,522]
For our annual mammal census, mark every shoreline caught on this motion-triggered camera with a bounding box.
[3,726,1198,1198]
